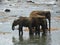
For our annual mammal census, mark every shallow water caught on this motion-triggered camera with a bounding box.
[0,0,60,45]
[0,30,60,45]
[0,18,60,45]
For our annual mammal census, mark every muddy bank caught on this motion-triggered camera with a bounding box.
[20,27,60,32]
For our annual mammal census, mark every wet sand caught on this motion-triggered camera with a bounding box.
[0,32,11,35]
[54,16,60,20]
[0,27,60,35]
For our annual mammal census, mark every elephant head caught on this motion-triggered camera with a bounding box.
[30,11,51,33]
[12,19,20,30]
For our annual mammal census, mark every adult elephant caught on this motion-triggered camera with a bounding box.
[30,11,51,33]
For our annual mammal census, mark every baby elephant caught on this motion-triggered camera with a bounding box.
[12,17,33,36]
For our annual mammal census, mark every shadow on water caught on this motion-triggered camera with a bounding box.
[12,33,51,45]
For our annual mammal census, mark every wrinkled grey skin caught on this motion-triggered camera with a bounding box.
[12,17,48,36]
[30,11,51,33]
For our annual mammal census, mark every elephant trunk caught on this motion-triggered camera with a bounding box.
[49,17,51,33]
[12,23,15,31]
[46,11,51,33]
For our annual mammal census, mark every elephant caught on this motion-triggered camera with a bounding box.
[30,11,51,33]
[12,17,34,36]
[31,17,48,35]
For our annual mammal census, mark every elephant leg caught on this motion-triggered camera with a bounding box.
[42,23,47,35]
[20,27,23,35]
[35,26,40,36]
[37,26,40,36]
[42,27,46,35]
[29,27,33,35]
[19,26,23,36]
[19,30,20,36]
[46,20,48,30]
[35,27,37,35]
[35,26,40,35]
[44,20,48,33]
[29,27,31,35]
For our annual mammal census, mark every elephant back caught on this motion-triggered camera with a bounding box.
[29,11,46,19]
[18,17,32,26]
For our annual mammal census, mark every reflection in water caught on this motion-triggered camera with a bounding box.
[41,34,51,45]
[12,34,51,45]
